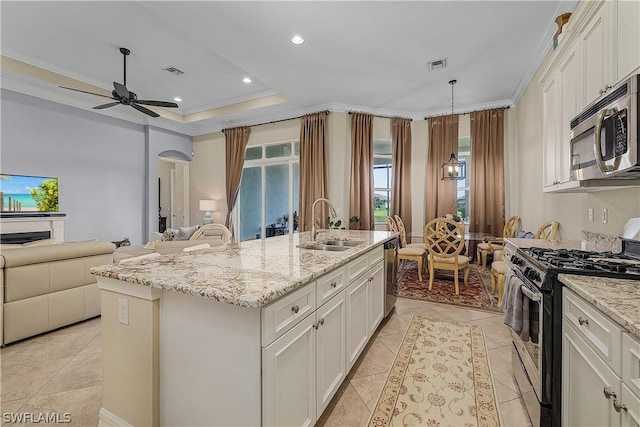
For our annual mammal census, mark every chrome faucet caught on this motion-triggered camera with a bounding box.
[310,198,337,242]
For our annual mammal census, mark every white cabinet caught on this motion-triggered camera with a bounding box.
[562,287,640,427]
[346,272,369,370]
[580,3,610,108]
[615,0,640,82]
[368,260,385,336]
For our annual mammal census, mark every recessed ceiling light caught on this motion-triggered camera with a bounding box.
[173,97,182,102]
[242,77,252,83]
[291,35,304,45]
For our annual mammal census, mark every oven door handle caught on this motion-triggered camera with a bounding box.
[594,107,622,173]
[521,285,541,302]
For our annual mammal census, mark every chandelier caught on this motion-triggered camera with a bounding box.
[441,79,466,180]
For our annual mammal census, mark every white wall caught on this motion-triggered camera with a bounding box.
[1,90,193,244]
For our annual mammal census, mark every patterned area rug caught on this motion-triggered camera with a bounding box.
[368,316,501,427]
[397,260,501,313]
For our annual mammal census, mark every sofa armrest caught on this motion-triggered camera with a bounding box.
[0,241,116,268]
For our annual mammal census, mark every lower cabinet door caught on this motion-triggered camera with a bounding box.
[263,314,317,427]
[621,383,640,427]
[316,291,346,415]
[346,275,369,370]
[563,321,620,427]
[368,261,385,335]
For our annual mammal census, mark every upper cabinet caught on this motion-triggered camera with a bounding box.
[580,4,610,108]
[615,0,640,82]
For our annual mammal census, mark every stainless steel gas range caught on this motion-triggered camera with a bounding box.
[503,237,640,427]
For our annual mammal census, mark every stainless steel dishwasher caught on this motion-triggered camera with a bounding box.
[383,237,399,317]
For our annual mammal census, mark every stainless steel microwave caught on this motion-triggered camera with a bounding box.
[570,74,639,181]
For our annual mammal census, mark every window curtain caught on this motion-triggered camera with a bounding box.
[299,111,329,232]
[470,108,505,235]
[349,112,374,230]
[224,126,250,241]
[391,117,412,234]
[425,115,458,222]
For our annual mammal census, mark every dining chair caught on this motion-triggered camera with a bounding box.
[490,250,506,306]
[391,215,426,281]
[424,217,469,295]
[476,215,520,270]
[393,215,426,249]
[386,216,398,232]
[534,221,559,241]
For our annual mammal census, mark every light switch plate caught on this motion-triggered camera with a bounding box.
[118,298,129,325]
[603,208,608,224]
[588,208,594,222]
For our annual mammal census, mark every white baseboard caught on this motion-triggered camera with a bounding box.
[98,408,133,427]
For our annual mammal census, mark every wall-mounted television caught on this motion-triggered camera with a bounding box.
[0,174,59,213]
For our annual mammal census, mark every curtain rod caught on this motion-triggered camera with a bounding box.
[424,105,510,120]
[348,111,412,121]
[221,110,330,133]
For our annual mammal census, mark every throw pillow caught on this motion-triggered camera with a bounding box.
[150,231,163,241]
[161,229,178,241]
[179,225,200,240]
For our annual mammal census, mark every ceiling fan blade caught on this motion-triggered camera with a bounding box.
[131,103,160,118]
[92,102,120,110]
[135,100,179,108]
[113,82,129,99]
[59,86,116,100]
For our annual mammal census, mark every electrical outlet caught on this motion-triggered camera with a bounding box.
[588,208,594,222]
[118,298,129,325]
[603,208,608,224]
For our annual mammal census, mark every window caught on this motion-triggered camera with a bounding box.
[456,137,471,221]
[373,139,392,223]
[238,141,299,241]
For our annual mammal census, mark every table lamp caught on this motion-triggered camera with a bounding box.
[199,199,217,224]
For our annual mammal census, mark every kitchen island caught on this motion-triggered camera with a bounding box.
[91,230,396,427]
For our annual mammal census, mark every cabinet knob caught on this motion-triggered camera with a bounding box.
[313,322,320,330]
[599,85,612,95]
[578,316,589,326]
[318,318,325,326]
[292,305,300,314]
[330,281,338,288]
[603,386,616,399]
[613,399,628,413]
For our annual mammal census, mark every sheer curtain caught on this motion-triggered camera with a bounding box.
[224,126,250,241]
[349,112,374,230]
[299,111,329,232]
[425,115,458,222]
[470,109,505,235]
[391,117,412,234]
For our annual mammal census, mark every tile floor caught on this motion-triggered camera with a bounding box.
[0,298,532,427]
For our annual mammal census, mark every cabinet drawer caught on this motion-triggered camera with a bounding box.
[262,281,316,346]
[563,288,623,374]
[623,333,640,399]
[316,267,346,308]
[345,254,368,283]
[367,245,384,266]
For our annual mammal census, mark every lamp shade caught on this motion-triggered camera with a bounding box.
[199,199,217,212]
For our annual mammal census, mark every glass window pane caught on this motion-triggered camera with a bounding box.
[373,161,391,188]
[294,141,300,156]
[240,167,262,241]
[456,189,470,221]
[265,164,289,238]
[292,163,300,232]
[373,139,392,155]
[374,190,390,223]
[245,146,262,160]
[266,143,292,158]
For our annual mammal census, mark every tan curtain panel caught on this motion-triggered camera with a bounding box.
[391,117,412,235]
[425,115,458,222]
[470,108,505,235]
[349,112,374,230]
[299,111,329,232]
[224,126,250,241]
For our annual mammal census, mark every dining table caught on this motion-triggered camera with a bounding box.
[464,232,495,262]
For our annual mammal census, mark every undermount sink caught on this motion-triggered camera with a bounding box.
[297,243,350,252]
[322,240,364,247]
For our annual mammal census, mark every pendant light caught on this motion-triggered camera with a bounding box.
[441,79,466,180]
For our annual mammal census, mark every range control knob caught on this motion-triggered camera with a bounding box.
[512,256,525,266]
[526,269,541,282]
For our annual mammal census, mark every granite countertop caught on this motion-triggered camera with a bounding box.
[91,230,396,309]
[504,238,583,250]
[559,274,640,340]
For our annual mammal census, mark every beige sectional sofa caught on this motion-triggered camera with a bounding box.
[1,240,115,345]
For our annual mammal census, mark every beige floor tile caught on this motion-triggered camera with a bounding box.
[0,397,30,417]
[316,381,371,427]
[350,372,389,411]
[1,331,94,368]
[1,358,72,402]
[440,305,499,322]
[376,314,409,337]
[46,318,101,339]
[77,335,102,356]
[377,332,405,354]
[468,315,512,345]
[487,346,520,393]
[498,397,533,427]
[348,339,396,380]
[38,352,102,395]
[493,379,522,403]
[17,385,102,427]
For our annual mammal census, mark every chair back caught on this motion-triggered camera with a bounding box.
[190,223,232,245]
[534,221,559,241]
[393,215,408,248]
[423,217,465,258]
[503,215,520,238]
[386,216,398,233]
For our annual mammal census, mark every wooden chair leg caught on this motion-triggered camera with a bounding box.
[416,257,423,282]
[463,265,469,286]
[454,268,459,295]
[428,263,434,290]
[476,247,481,265]
[497,273,505,306]
[490,269,496,294]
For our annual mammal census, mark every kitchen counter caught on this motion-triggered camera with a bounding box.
[559,274,640,340]
[91,230,395,308]
[504,237,582,250]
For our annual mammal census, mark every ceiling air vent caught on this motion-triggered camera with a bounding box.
[162,66,184,76]
[427,59,447,71]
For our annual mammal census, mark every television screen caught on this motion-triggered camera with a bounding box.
[0,174,59,213]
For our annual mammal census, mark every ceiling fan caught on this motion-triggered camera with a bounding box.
[60,47,178,118]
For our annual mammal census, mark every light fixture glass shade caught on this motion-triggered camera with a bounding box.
[441,153,466,180]
[199,200,217,224]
